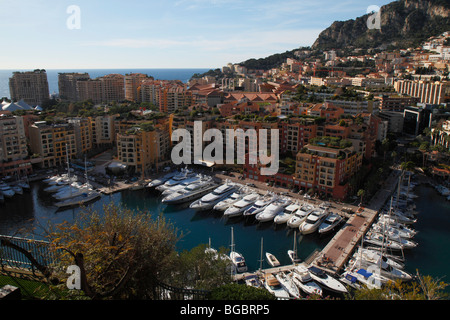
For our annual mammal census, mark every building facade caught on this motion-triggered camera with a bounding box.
[29,121,76,168]
[9,70,49,106]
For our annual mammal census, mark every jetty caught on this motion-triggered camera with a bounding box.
[310,168,402,275]
[229,167,403,280]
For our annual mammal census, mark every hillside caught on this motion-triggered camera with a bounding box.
[311,0,450,50]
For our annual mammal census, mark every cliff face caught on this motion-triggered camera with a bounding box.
[311,0,450,50]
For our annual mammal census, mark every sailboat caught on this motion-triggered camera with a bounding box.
[54,156,100,208]
[287,230,301,264]
[229,227,247,273]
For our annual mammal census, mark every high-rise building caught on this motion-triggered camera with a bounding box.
[9,69,50,106]
[29,121,76,168]
[58,73,90,101]
[394,80,450,105]
[294,144,362,200]
[77,74,125,104]
[0,115,31,177]
[117,121,171,175]
[124,73,153,102]
[67,117,93,157]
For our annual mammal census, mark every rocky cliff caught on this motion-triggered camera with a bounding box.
[311,0,450,50]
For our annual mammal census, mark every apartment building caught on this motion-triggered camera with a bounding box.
[159,85,193,113]
[67,117,93,157]
[9,69,50,106]
[279,118,318,154]
[124,73,152,102]
[0,115,31,177]
[77,74,125,104]
[117,122,171,175]
[378,95,419,112]
[58,73,90,101]
[90,114,117,147]
[329,99,380,116]
[294,144,362,200]
[29,121,76,168]
[394,80,449,105]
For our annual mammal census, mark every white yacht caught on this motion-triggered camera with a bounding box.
[229,227,247,273]
[351,257,412,282]
[307,265,348,294]
[155,169,197,192]
[287,203,314,228]
[363,232,405,251]
[161,178,217,205]
[10,184,23,195]
[266,252,280,267]
[213,189,245,212]
[17,180,30,191]
[275,271,301,299]
[44,180,71,193]
[379,212,416,225]
[371,221,416,239]
[318,212,343,234]
[160,176,201,196]
[53,182,94,201]
[54,190,101,208]
[147,172,176,188]
[223,193,260,218]
[242,192,277,218]
[350,247,405,270]
[244,274,263,289]
[0,183,15,198]
[158,175,201,194]
[263,274,290,300]
[189,182,237,211]
[299,208,328,235]
[255,197,291,223]
[372,231,417,249]
[292,265,322,296]
[274,201,300,225]
[339,268,386,290]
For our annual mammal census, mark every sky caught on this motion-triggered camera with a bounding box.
[0,0,394,70]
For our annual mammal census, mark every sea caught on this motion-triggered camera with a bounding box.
[0,68,211,99]
[1,179,450,293]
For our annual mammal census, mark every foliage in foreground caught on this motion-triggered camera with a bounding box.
[208,283,276,300]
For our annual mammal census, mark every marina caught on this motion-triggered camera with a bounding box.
[1,164,449,298]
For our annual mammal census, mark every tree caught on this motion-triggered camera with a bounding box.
[357,189,365,205]
[353,271,448,300]
[208,283,276,300]
[400,161,415,172]
[169,244,233,291]
[45,203,181,299]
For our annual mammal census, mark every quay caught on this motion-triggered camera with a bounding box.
[225,167,403,280]
[35,155,404,279]
[312,168,402,276]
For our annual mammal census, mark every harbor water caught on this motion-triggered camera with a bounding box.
[1,180,449,287]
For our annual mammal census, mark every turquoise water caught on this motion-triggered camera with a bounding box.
[1,181,449,282]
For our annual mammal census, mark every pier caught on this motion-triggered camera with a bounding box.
[230,167,403,280]
[305,168,402,276]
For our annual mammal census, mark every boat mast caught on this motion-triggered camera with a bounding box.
[66,143,70,179]
[259,237,264,272]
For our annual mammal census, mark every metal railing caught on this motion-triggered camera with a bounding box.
[0,235,54,278]
[1,234,209,300]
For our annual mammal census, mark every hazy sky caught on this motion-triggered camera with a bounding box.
[0,0,393,69]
